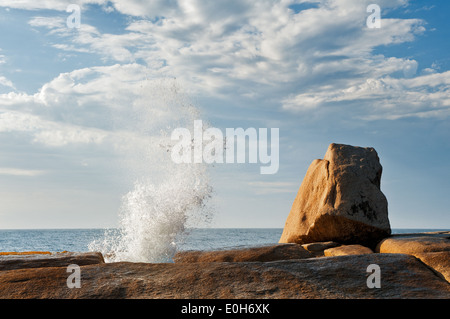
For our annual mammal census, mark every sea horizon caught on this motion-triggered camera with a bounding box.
[1,227,449,258]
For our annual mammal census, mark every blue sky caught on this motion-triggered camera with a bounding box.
[0,0,449,229]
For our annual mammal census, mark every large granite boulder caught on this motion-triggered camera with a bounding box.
[279,143,391,248]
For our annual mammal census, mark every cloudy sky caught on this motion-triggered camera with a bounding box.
[0,0,449,229]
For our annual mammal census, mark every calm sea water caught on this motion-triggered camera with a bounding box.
[0,228,448,254]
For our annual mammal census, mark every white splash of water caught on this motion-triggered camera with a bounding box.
[89,78,213,263]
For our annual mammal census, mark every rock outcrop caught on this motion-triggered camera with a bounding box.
[173,244,313,263]
[0,231,449,299]
[414,251,450,282]
[279,143,391,248]
[376,232,450,282]
[0,253,449,299]
[0,252,105,271]
[376,232,450,254]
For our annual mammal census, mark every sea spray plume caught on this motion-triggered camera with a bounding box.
[107,167,212,263]
[89,78,214,262]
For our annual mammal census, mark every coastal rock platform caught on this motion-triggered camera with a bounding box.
[0,232,449,299]
[0,252,449,299]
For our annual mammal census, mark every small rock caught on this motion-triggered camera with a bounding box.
[301,241,340,256]
[302,241,340,252]
[324,245,373,257]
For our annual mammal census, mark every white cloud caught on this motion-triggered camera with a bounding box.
[2,0,450,124]
[282,70,450,119]
[0,0,105,11]
[28,16,66,29]
[28,16,149,63]
[0,76,15,89]
[0,49,14,89]
[0,111,108,147]
[0,63,151,147]
[107,0,440,117]
[0,168,45,177]
[0,63,201,153]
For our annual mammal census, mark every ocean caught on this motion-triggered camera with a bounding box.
[0,228,448,261]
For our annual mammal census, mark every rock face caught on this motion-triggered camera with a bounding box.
[0,252,105,271]
[376,232,450,282]
[279,143,391,248]
[414,251,450,283]
[376,232,450,255]
[0,254,449,299]
[173,244,313,263]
